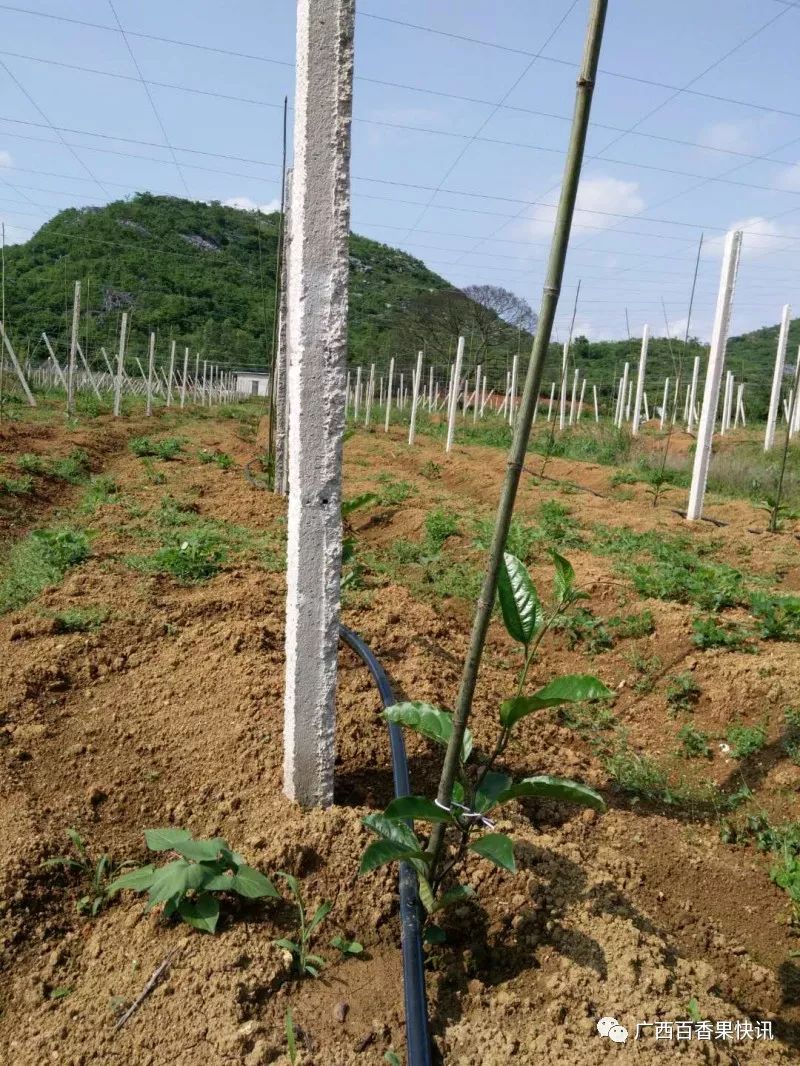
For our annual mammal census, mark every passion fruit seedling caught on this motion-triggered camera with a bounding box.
[359,550,613,918]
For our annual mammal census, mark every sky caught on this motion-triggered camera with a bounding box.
[2,0,800,343]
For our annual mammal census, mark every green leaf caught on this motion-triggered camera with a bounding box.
[49,986,72,1000]
[497,551,541,645]
[231,866,280,899]
[277,871,301,898]
[273,938,300,956]
[474,771,513,813]
[432,884,475,913]
[331,936,363,955]
[500,674,614,728]
[551,550,575,604]
[177,892,219,933]
[66,828,86,855]
[308,900,333,933]
[171,836,229,863]
[342,492,377,518]
[383,702,472,762]
[359,839,427,875]
[147,859,194,906]
[469,833,516,873]
[383,796,453,824]
[144,828,193,852]
[107,864,156,896]
[423,924,446,945]
[362,813,423,853]
[286,1008,297,1066]
[417,874,435,913]
[496,775,606,811]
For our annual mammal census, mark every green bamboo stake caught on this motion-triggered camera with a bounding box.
[427,0,609,876]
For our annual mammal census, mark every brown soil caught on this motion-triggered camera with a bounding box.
[0,407,798,1065]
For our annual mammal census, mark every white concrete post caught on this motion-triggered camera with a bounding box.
[509,353,518,426]
[408,350,423,446]
[76,342,102,401]
[721,372,733,433]
[193,353,200,404]
[384,358,394,432]
[625,379,633,422]
[687,355,700,431]
[283,0,354,807]
[568,367,579,425]
[765,303,791,451]
[364,363,374,426]
[354,365,362,421]
[399,372,404,412]
[113,313,127,417]
[734,382,744,428]
[42,333,67,389]
[577,376,586,421]
[344,370,351,420]
[145,332,156,417]
[0,320,36,407]
[202,360,208,406]
[446,335,464,453]
[660,378,669,430]
[547,381,555,421]
[617,362,630,428]
[428,364,434,411]
[613,378,623,425]
[631,325,649,437]
[687,229,742,522]
[473,364,481,424]
[180,347,189,408]
[644,393,650,422]
[593,384,599,422]
[66,281,81,417]
[480,375,487,417]
[166,340,176,407]
[558,342,568,430]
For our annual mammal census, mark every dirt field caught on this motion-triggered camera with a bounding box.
[1,403,799,1064]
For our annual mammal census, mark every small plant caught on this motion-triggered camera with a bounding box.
[341,492,377,591]
[472,515,538,564]
[535,499,585,548]
[375,473,415,506]
[17,452,47,475]
[286,1008,298,1065]
[145,529,227,582]
[725,722,767,759]
[42,829,130,917]
[783,708,800,765]
[424,506,459,551]
[108,828,278,933]
[51,606,108,633]
[666,672,701,715]
[272,872,332,977]
[609,609,655,639]
[129,436,184,461]
[749,592,800,642]
[677,723,712,759]
[358,551,612,913]
[51,448,91,483]
[198,448,234,470]
[80,474,119,512]
[0,472,33,495]
[692,616,752,651]
[771,851,800,923]
[421,460,441,480]
[554,607,613,654]
[330,935,363,957]
[0,526,90,614]
[626,651,662,694]
[141,457,167,484]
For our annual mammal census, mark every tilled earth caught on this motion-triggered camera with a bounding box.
[0,405,798,1064]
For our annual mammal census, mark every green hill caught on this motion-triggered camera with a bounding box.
[1,193,794,419]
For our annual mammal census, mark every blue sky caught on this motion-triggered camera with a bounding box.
[2,0,800,342]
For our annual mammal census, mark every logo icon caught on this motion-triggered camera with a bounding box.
[597,1016,629,1044]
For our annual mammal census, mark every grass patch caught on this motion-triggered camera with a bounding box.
[80,475,119,513]
[725,722,767,759]
[197,449,235,470]
[692,616,753,651]
[665,672,701,715]
[0,527,90,613]
[50,606,109,633]
[0,473,34,495]
[677,723,712,759]
[129,437,184,461]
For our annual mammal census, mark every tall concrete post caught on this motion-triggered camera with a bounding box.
[408,350,424,446]
[166,340,176,407]
[473,364,481,424]
[0,321,36,407]
[180,347,189,408]
[446,336,464,453]
[66,281,81,417]
[631,324,649,436]
[558,342,568,430]
[145,332,156,417]
[364,363,375,427]
[509,353,518,426]
[283,0,354,807]
[113,312,127,417]
[569,367,579,425]
[577,376,586,421]
[593,384,599,422]
[660,378,669,430]
[547,381,555,421]
[687,230,742,522]
[616,362,630,428]
[384,357,394,432]
[687,355,700,430]
[765,303,791,451]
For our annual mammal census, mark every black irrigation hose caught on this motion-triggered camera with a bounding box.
[244,458,432,1065]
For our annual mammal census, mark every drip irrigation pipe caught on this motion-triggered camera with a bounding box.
[243,456,432,1065]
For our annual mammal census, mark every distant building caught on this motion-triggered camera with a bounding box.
[234,370,270,397]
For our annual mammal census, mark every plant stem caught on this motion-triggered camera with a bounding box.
[426,0,608,880]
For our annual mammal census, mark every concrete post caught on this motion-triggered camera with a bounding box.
[354,365,362,421]
[180,347,189,408]
[202,360,208,406]
[687,230,742,522]
[558,342,568,430]
[0,320,36,407]
[734,382,744,428]
[42,333,67,389]
[446,335,464,453]
[593,384,599,422]
[145,332,156,417]
[364,363,374,427]
[66,281,81,417]
[660,378,669,430]
[76,343,102,401]
[625,379,633,422]
[384,357,394,432]
[344,370,350,420]
[616,362,630,428]
[547,381,555,421]
[687,355,701,431]
[765,304,790,451]
[428,364,434,411]
[481,375,487,417]
[408,350,423,446]
[569,366,579,425]
[473,364,481,424]
[631,324,649,436]
[509,353,518,426]
[113,313,127,417]
[193,353,200,404]
[283,0,354,807]
[577,376,586,421]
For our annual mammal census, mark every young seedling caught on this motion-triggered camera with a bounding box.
[42,829,131,917]
[108,828,278,933]
[359,551,612,913]
[272,872,332,977]
[285,1008,298,1065]
[330,935,363,958]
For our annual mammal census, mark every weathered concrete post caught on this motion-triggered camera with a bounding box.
[364,363,375,427]
[593,384,599,422]
[283,0,354,807]
[568,366,579,425]
[577,376,586,421]
[180,347,189,408]
[113,313,127,417]
[0,320,37,407]
[473,364,481,424]
[66,281,81,417]
[660,378,669,430]
[509,353,518,426]
[547,381,555,421]
[765,303,791,451]
[687,230,742,522]
[558,342,568,430]
[145,332,156,417]
[687,355,701,431]
[354,365,362,421]
[631,324,649,436]
[42,333,67,390]
[166,340,176,407]
[408,350,424,446]
[446,335,464,453]
[384,357,394,432]
[616,362,630,428]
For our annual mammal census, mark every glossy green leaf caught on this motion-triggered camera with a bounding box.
[177,893,219,933]
[383,796,453,824]
[383,702,472,762]
[206,865,279,899]
[496,775,606,811]
[362,813,422,853]
[500,674,614,728]
[497,552,541,645]
[474,771,513,813]
[432,884,475,913]
[107,864,155,895]
[170,836,229,863]
[551,550,575,604]
[144,828,193,852]
[469,833,516,873]
[146,859,194,906]
[359,839,427,875]
[417,874,435,913]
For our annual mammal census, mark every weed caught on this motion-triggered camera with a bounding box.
[725,722,767,759]
[0,473,33,495]
[535,499,585,548]
[783,708,800,765]
[0,526,90,613]
[80,474,119,512]
[17,452,46,475]
[628,551,745,612]
[421,460,442,480]
[330,935,363,957]
[665,672,700,714]
[772,853,800,923]
[424,507,459,551]
[375,473,415,507]
[749,592,800,642]
[141,528,227,583]
[109,828,278,933]
[677,723,712,759]
[692,616,752,651]
[472,515,539,563]
[609,470,638,487]
[554,607,613,653]
[42,829,130,917]
[608,609,655,639]
[285,1009,298,1065]
[558,702,617,740]
[129,436,184,461]
[50,606,108,633]
[626,651,662,694]
[273,872,331,977]
[604,743,722,813]
[198,448,234,470]
[50,448,91,483]
[141,457,167,484]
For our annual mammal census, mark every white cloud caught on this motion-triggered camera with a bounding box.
[221,196,280,214]
[700,121,756,154]
[705,216,799,260]
[0,150,12,168]
[773,162,800,192]
[522,175,644,239]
